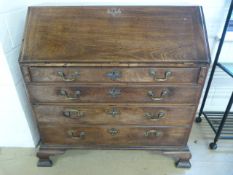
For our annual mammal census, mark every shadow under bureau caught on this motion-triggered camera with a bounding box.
[19,6,210,168]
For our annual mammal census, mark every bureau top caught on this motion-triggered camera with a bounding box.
[19,6,210,64]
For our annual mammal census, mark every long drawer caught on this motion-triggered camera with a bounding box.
[34,105,196,126]
[28,67,200,84]
[39,125,189,146]
[29,84,200,104]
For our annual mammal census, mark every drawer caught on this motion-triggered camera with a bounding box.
[39,125,189,146]
[28,67,200,84]
[34,105,196,126]
[29,84,200,104]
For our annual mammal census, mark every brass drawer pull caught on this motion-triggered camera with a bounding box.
[108,88,121,98]
[106,69,122,80]
[106,108,120,117]
[107,8,121,16]
[63,109,84,119]
[147,89,169,101]
[149,69,172,82]
[67,130,85,139]
[57,71,80,81]
[108,128,119,136]
[144,130,162,137]
[59,89,80,100]
[144,112,165,120]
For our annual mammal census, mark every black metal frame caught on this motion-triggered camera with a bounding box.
[196,0,233,150]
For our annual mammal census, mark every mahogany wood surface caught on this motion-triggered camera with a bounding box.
[34,104,196,126]
[28,84,200,104]
[29,67,200,83]
[20,6,210,64]
[39,124,189,146]
[19,6,210,168]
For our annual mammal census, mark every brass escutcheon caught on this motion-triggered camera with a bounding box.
[106,107,120,117]
[106,69,122,80]
[108,88,121,98]
[108,128,119,136]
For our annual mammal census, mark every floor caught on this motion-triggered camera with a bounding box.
[0,120,233,175]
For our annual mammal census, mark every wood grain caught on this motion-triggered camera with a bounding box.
[20,6,210,64]
[39,124,189,146]
[19,6,211,167]
[28,84,200,104]
[29,67,200,84]
[34,104,196,126]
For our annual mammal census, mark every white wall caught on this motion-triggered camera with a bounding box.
[0,0,231,147]
[0,0,39,147]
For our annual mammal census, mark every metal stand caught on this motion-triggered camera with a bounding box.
[196,1,233,150]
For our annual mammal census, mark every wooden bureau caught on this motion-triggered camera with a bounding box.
[19,6,210,168]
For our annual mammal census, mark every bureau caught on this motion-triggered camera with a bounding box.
[19,6,210,168]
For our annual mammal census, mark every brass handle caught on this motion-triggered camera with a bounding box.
[144,112,165,120]
[144,130,162,137]
[106,70,122,80]
[108,88,121,98]
[63,109,84,119]
[106,108,120,118]
[57,71,79,81]
[67,130,85,139]
[147,89,169,101]
[107,8,122,16]
[59,89,80,100]
[149,69,172,82]
[108,128,119,136]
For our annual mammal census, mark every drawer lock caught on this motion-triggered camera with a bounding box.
[108,88,121,98]
[106,69,122,80]
[108,128,119,136]
[106,108,120,117]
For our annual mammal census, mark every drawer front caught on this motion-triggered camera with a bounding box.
[34,105,195,126]
[29,67,200,84]
[29,85,199,104]
[39,125,188,146]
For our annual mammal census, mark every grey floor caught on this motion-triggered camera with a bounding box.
[0,120,233,175]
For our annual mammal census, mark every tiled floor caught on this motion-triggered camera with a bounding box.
[0,120,233,175]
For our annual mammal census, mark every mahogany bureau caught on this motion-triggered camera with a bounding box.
[19,6,210,168]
